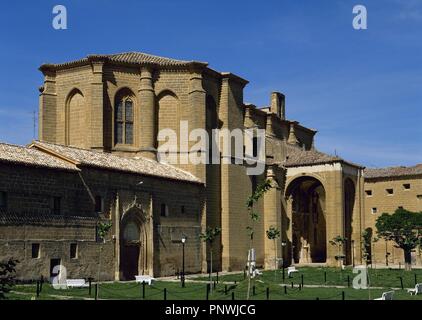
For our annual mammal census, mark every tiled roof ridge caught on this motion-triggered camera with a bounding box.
[40,51,208,70]
[108,51,199,64]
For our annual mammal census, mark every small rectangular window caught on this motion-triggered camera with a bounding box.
[398,206,404,210]
[371,208,378,214]
[386,189,394,195]
[95,196,103,213]
[417,195,422,200]
[0,191,7,209]
[32,243,40,259]
[403,184,411,190]
[52,197,61,215]
[365,190,372,197]
[161,203,169,217]
[181,205,185,214]
[70,243,78,259]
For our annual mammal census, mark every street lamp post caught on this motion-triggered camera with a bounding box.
[181,236,187,288]
[281,241,287,280]
[352,240,355,268]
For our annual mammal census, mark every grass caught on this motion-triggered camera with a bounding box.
[195,267,422,288]
[4,267,422,300]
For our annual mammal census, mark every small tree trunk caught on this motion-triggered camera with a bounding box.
[97,243,103,300]
[247,233,253,300]
[210,247,213,293]
[404,248,412,271]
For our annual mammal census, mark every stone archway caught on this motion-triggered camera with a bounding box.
[119,205,149,280]
[286,176,327,264]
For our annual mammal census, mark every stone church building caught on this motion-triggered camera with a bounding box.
[0,52,420,281]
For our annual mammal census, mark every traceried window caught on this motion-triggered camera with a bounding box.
[115,96,134,145]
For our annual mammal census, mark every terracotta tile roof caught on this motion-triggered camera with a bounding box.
[284,144,363,168]
[364,164,422,179]
[40,52,208,70]
[107,52,205,66]
[31,141,202,184]
[0,209,98,227]
[0,142,78,171]
[285,144,341,167]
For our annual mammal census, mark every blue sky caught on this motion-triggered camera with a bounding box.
[0,0,421,168]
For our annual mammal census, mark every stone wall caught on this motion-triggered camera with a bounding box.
[363,175,422,266]
[0,160,204,280]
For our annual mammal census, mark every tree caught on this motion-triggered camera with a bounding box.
[266,226,281,280]
[329,236,347,268]
[362,228,373,266]
[361,228,379,268]
[245,179,273,300]
[0,259,18,300]
[375,208,422,271]
[199,226,221,291]
[96,220,112,299]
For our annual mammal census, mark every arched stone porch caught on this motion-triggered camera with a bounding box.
[285,175,327,264]
[118,199,153,281]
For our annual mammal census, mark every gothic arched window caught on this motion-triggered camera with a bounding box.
[115,96,134,145]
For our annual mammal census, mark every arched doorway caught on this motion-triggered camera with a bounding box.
[344,178,355,265]
[120,207,148,280]
[286,176,327,264]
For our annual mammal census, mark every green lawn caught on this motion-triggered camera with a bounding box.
[195,267,422,288]
[5,267,422,300]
